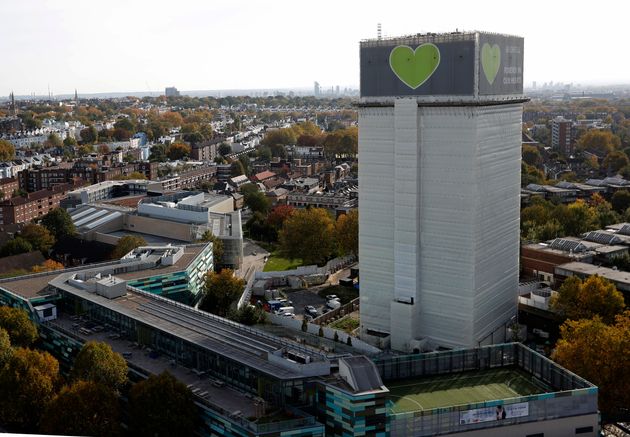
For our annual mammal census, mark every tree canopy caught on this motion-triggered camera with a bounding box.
[41,208,76,240]
[335,210,358,257]
[0,306,38,347]
[40,381,121,437]
[279,208,336,265]
[199,269,244,316]
[129,371,198,437]
[20,224,56,254]
[0,140,16,161]
[70,341,128,390]
[166,142,191,160]
[111,235,146,259]
[550,275,625,324]
[200,230,223,267]
[0,237,33,257]
[553,312,630,418]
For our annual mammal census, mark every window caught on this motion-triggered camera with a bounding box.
[575,427,593,434]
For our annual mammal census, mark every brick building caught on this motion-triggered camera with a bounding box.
[0,183,72,224]
[0,178,20,200]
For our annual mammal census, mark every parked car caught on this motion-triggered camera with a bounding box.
[304,305,319,318]
[326,299,341,310]
[325,295,338,301]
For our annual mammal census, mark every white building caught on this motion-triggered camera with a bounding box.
[359,31,524,351]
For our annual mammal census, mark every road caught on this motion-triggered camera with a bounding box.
[235,239,269,284]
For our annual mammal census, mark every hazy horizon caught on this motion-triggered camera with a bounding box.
[2,0,629,97]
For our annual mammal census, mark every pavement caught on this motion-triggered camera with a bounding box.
[236,239,269,283]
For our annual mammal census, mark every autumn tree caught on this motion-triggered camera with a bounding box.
[0,139,16,161]
[31,259,65,273]
[522,145,542,166]
[603,150,629,174]
[80,126,98,143]
[550,275,625,324]
[41,207,76,240]
[45,133,63,149]
[553,312,630,418]
[279,208,336,265]
[200,230,224,267]
[111,235,146,259]
[129,371,198,437]
[199,269,244,316]
[40,380,121,437]
[336,210,358,256]
[0,306,38,347]
[577,130,621,155]
[71,341,128,390]
[266,205,295,239]
[20,223,55,254]
[0,328,12,368]
[166,142,191,160]
[0,348,59,429]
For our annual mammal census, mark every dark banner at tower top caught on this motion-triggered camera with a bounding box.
[360,32,524,98]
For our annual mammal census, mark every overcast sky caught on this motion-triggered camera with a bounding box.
[1,0,627,96]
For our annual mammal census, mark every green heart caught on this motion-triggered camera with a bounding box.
[389,44,440,89]
[481,43,501,85]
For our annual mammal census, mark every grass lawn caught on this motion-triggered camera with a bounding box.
[330,316,359,333]
[387,368,549,413]
[263,251,303,272]
[318,285,358,304]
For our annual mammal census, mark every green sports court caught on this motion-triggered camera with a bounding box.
[387,367,551,413]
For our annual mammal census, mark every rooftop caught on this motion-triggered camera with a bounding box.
[556,261,630,284]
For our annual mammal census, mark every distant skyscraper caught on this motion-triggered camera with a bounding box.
[313,81,320,97]
[359,31,525,351]
[551,116,574,156]
[165,86,180,97]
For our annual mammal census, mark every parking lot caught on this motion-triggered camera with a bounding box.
[283,288,329,320]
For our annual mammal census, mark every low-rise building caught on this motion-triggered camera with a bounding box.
[0,183,72,224]
[0,177,20,200]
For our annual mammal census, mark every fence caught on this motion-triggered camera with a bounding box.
[312,297,359,325]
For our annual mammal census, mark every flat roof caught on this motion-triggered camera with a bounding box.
[387,368,551,413]
[556,261,630,284]
[49,275,326,380]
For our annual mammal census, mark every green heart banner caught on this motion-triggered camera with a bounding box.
[481,43,501,85]
[389,44,441,89]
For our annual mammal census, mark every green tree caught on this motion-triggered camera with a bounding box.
[611,190,630,214]
[70,341,128,390]
[20,223,56,254]
[0,306,38,347]
[553,312,630,418]
[229,305,267,325]
[244,190,270,214]
[200,230,224,267]
[63,136,77,147]
[0,237,33,257]
[129,371,198,437]
[111,235,146,259]
[0,139,16,161]
[230,160,245,176]
[45,133,63,149]
[40,380,121,437]
[41,207,76,240]
[199,269,244,316]
[0,348,59,429]
[335,210,358,256]
[149,143,167,162]
[550,275,625,324]
[522,145,542,166]
[218,142,232,156]
[80,126,98,144]
[279,208,336,265]
[257,146,272,161]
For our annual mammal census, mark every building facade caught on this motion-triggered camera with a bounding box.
[359,32,524,351]
[551,116,574,156]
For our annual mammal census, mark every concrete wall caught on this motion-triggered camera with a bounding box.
[440,414,598,437]
[123,215,194,242]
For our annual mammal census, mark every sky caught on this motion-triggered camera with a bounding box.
[1,0,628,96]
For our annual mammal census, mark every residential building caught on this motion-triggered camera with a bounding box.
[551,116,574,156]
[0,183,72,224]
[191,141,218,162]
[287,187,358,211]
[359,31,524,351]
[0,177,20,199]
[165,86,180,97]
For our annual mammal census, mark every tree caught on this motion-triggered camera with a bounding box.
[244,191,270,214]
[0,237,33,257]
[31,259,65,273]
[257,145,272,161]
[40,380,121,437]
[200,230,224,267]
[166,142,191,160]
[129,371,198,437]
[20,223,55,254]
[45,133,63,149]
[246,212,275,242]
[71,341,128,390]
[229,305,267,325]
[111,235,146,259]
[522,145,542,166]
[603,150,629,174]
[80,126,98,143]
[41,207,76,240]
[0,328,12,368]
[218,142,232,156]
[279,208,336,265]
[63,136,77,147]
[0,306,38,347]
[230,160,245,176]
[550,275,625,324]
[199,269,244,317]
[149,143,167,162]
[0,139,16,161]
[612,190,630,214]
[577,129,621,156]
[553,312,630,418]
[0,348,59,429]
[336,210,358,256]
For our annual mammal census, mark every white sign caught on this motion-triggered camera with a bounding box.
[460,402,529,424]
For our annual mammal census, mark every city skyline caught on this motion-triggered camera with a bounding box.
[1,0,629,96]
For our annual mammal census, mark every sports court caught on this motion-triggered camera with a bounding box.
[387,367,550,413]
